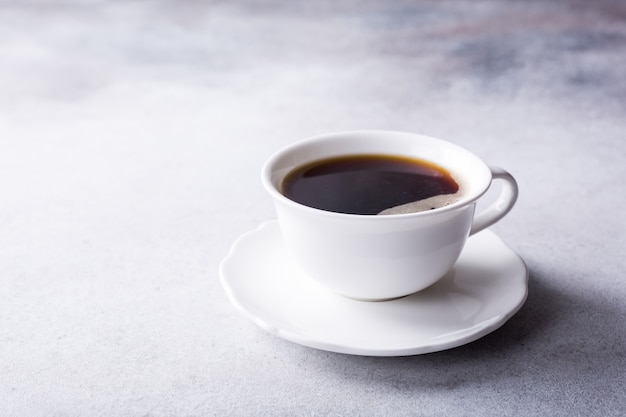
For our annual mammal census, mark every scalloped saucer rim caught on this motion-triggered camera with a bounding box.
[220,220,528,356]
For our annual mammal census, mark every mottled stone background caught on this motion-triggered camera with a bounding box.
[1,1,625,416]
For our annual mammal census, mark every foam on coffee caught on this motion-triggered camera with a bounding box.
[377,192,462,215]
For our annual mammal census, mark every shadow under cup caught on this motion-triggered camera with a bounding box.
[262,130,514,301]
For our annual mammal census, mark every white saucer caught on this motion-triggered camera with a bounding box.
[220,221,528,356]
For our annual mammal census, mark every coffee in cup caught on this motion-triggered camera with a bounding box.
[281,154,462,215]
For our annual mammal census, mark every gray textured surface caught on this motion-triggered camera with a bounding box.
[1,1,625,416]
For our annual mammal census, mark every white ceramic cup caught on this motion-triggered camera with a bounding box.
[262,130,518,301]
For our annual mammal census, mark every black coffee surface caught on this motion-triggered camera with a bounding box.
[282,154,459,215]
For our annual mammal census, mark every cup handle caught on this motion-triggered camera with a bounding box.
[469,166,518,236]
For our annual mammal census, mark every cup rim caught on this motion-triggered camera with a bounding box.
[262,130,492,219]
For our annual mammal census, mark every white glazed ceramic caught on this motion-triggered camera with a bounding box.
[262,130,518,300]
[219,221,528,356]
